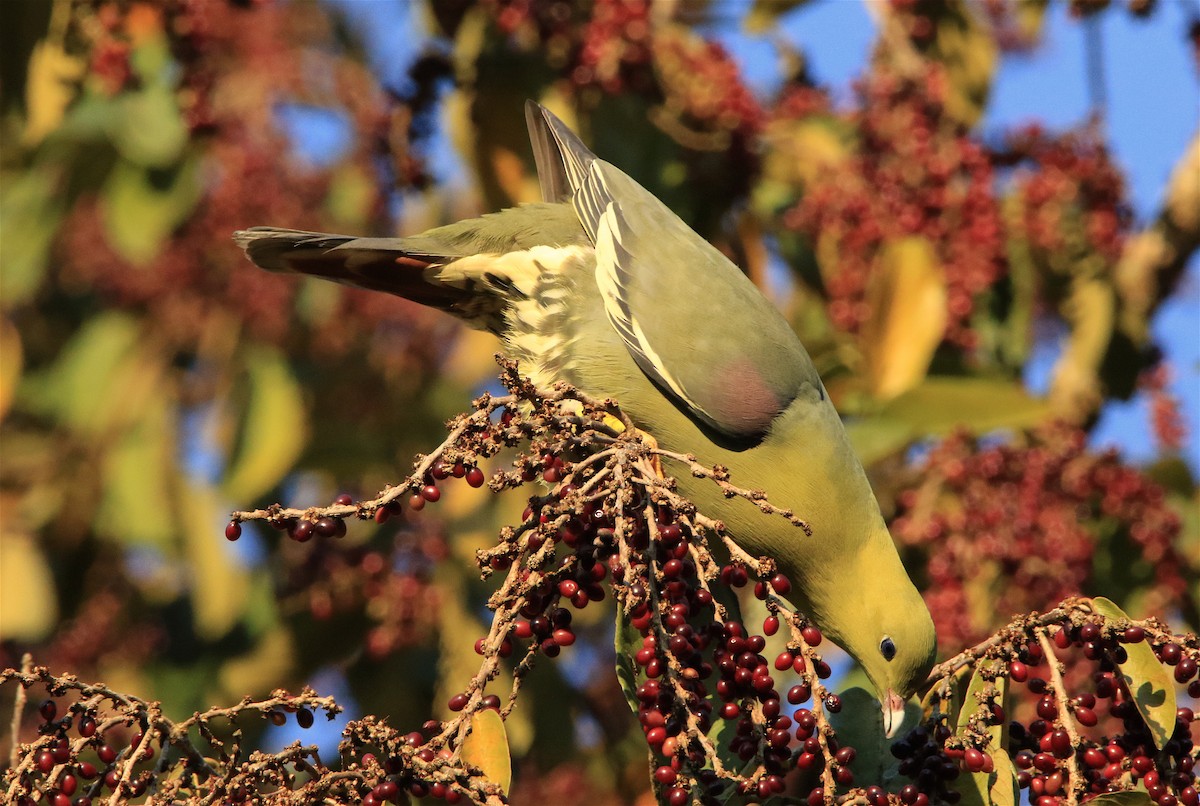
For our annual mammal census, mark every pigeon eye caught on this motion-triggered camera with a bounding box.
[880,637,896,662]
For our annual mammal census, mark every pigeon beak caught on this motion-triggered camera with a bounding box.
[882,689,907,738]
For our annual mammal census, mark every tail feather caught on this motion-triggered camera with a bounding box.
[233,226,474,311]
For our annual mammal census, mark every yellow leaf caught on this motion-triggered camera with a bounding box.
[860,236,947,401]
[221,346,309,502]
[928,0,997,127]
[0,530,57,641]
[1090,597,1177,751]
[218,627,296,700]
[461,708,512,793]
[325,163,376,230]
[0,318,22,421]
[182,482,250,640]
[22,39,86,145]
[762,117,847,190]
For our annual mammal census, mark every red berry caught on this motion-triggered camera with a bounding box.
[654,766,677,785]
[787,684,811,704]
[421,485,441,503]
[290,520,313,542]
[448,693,469,712]
[1122,626,1145,643]
[465,467,486,488]
[801,626,822,646]
[224,520,242,541]
[770,574,791,595]
[763,615,780,636]
[1009,660,1029,682]
[37,749,55,773]
[1159,643,1182,665]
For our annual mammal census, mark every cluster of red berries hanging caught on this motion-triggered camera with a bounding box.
[782,64,1005,350]
[3,669,336,806]
[1004,124,1132,282]
[889,422,1193,649]
[905,604,1198,806]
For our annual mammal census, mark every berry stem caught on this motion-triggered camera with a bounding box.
[1035,627,1084,806]
[8,652,31,769]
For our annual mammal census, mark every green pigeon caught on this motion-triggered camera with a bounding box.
[234,102,937,730]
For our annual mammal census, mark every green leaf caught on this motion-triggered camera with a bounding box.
[1090,597,1177,751]
[0,166,62,306]
[101,155,201,265]
[95,396,176,548]
[955,664,989,735]
[614,608,642,717]
[828,687,889,784]
[109,34,187,169]
[846,377,1052,462]
[221,346,309,502]
[954,767,993,806]
[19,312,142,434]
[462,708,512,793]
[989,747,1019,806]
[883,378,1051,434]
[181,482,250,640]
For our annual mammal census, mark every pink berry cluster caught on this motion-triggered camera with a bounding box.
[1005,125,1131,277]
[481,0,762,184]
[1142,364,1188,453]
[889,423,1193,649]
[782,66,1005,349]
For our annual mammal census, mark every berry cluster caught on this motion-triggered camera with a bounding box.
[8,364,1199,805]
[482,0,762,196]
[782,66,1005,349]
[225,362,849,803]
[2,666,337,806]
[49,0,436,362]
[911,604,1198,806]
[1005,125,1132,282]
[890,423,1193,649]
[1142,364,1188,453]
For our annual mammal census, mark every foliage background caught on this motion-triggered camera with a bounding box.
[0,0,1196,802]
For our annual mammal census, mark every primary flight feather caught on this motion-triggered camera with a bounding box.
[234,102,937,726]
